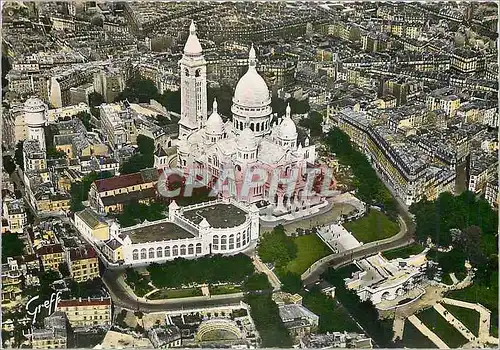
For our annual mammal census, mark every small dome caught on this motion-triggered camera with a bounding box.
[183,20,203,56]
[24,97,45,112]
[206,99,224,135]
[238,127,258,151]
[24,97,46,126]
[279,117,297,140]
[279,103,297,140]
[233,45,270,108]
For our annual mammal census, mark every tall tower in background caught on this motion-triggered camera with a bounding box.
[24,97,47,152]
[178,21,207,140]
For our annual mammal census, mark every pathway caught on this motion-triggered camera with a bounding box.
[408,314,449,349]
[434,303,476,342]
[251,254,281,291]
[441,298,497,344]
[392,317,405,341]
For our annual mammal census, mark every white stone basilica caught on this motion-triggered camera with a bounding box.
[176,22,322,215]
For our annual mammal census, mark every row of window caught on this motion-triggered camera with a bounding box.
[132,243,203,260]
[234,119,269,132]
[212,231,250,251]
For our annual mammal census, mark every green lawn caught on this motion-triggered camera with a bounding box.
[400,319,437,348]
[148,287,202,300]
[417,307,468,348]
[283,234,331,275]
[444,304,480,337]
[441,273,453,286]
[447,281,498,338]
[210,285,242,295]
[344,209,399,243]
[382,243,425,260]
[302,291,361,334]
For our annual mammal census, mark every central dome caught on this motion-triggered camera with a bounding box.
[233,45,271,108]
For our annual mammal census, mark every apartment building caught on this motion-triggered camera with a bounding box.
[336,108,455,206]
[2,199,27,233]
[37,244,65,271]
[67,245,100,283]
[56,297,112,328]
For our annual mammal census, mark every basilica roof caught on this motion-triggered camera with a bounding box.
[233,45,271,109]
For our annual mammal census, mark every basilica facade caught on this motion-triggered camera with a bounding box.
[176,22,322,215]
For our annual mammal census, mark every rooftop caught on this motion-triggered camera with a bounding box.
[182,204,247,228]
[125,221,195,244]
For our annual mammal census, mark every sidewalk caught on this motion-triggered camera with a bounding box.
[408,314,449,349]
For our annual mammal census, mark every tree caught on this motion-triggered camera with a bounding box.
[157,90,181,114]
[70,171,113,212]
[278,271,302,294]
[2,53,11,89]
[76,111,92,131]
[242,273,272,292]
[2,233,25,263]
[115,78,158,104]
[14,141,24,171]
[88,92,104,118]
[46,147,67,159]
[244,293,293,347]
[119,135,155,174]
[299,111,323,138]
[119,153,153,175]
[257,225,297,267]
[117,201,167,228]
[3,155,16,174]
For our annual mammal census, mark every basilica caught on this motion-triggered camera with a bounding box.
[176,21,322,216]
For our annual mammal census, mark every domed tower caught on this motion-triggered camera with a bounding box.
[24,97,47,152]
[178,20,207,140]
[236,127,258,164]
[276,103,298,150]
[205,98,225,143]
[231,44,272,138]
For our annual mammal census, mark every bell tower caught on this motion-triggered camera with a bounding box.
[178,20,207,140]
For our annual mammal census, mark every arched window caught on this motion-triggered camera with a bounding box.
[188,244,194,255]
[140,248,147,259]
[149,248,155,259]
[196,243,202,254]
[242,234,246,244]
[164,246,170,257]
[156,247,163,258]
[250,123,254,131]
[261,121,265,131]
[213,235,219,250]
[221,235,227,250]
[185,69,189,76]
[133,249,139,260]
[229,234,234,249]
[172,245,179,256]
[180,245,186,255]
[256,123,260,132]
[236,233,241,248]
